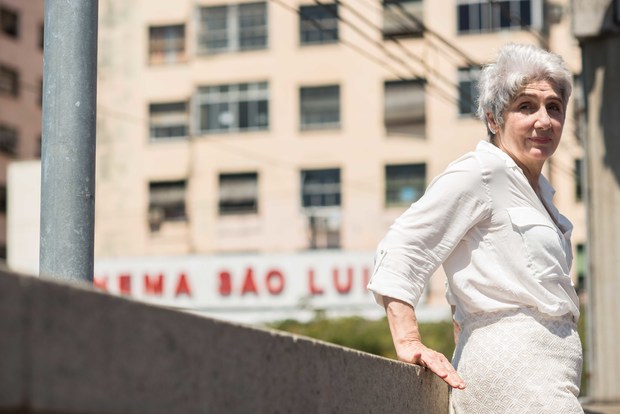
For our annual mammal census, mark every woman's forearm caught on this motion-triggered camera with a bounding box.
[382,296,466,389]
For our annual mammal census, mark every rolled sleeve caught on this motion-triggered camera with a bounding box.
[368,154,491,308]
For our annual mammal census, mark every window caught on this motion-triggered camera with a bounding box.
[0,65,19,97]
[384,79,425,136]
[149,102,188,140]
[300,85,340,130]
[0,124,18,155]
[575,158,583,202]
[196,82,269,134]
[575,243,586,294]
[219,172,258,215]
[39,23,44,50]
[0,7,19,38]
[149,24,185,64]
[457,0,540,33]
[301,168,341,208]
[301,168,341,249]
[299,3,338,45]
[148,180,187,231]
[385,164,426,207]
[198,2,267,54]
[458,66,480,115]
[383,0,424,39]
[0,185,5,214]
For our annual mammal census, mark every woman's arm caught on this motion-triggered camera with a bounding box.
[384,296,465,389]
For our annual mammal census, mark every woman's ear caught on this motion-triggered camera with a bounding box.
[486,112,498,135]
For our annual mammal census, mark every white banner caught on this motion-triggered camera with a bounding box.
[94,251,392,323]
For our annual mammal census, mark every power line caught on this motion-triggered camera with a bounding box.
[333,0,464,103]
[388,0,480,67]
[276,0,461,107]
[268,0,409,82]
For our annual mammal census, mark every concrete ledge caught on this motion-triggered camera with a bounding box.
[0,270,449,414]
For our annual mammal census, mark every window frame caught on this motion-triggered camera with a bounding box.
[300,168,341,208]
[457,66,480,116]
[382,0,424,39]
[299,84,341,131]
[148,180,188,231]
[384,163,426,207]
[0,64,19,97]
[148,24,186,64]
[456,0,540,34]
[0,6,19,39]
[218,172,259,215]
[299,3,339,46]
[0,124,18,155]
[198,2,268,55]
[195,81,269,134]
[384,78,426,136]
[149,101,189,141]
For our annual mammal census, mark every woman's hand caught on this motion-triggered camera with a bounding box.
[384,297,466,390]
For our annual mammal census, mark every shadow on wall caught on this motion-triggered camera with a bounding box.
[583,3,620,185]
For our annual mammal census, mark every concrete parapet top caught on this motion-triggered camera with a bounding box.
[0,270,449,414]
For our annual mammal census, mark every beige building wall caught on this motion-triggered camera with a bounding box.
[94,0,586,314]
[0,0,44,259]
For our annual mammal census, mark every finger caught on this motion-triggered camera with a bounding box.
[422,353,466,389]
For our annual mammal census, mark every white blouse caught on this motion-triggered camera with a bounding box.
[368,140,580,323]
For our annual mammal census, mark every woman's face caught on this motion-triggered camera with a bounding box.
[490,80,566,173]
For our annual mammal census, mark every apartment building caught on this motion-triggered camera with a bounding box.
[0,0,44,259]
[7,0,584,323]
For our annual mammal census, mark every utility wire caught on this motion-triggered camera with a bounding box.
[330,0,464,102]
[388,0,480,66]
[279,0,461,107]
[269,0,410,82]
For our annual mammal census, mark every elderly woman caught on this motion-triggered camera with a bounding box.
[368,43,583,413]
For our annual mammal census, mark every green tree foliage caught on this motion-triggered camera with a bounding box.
[269,315,456,361]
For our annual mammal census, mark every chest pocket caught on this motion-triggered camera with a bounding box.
[506,206,570,280]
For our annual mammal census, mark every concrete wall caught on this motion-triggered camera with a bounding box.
[0,270,449,414]
[573,0,620,401]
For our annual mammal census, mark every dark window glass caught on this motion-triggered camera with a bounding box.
[385,164,426,207]
[384,79,426,136]
[197,82,269,134]
[458,67,480,115]
[219,172,259,214]
[299,4,339,45]
[0,7,19,38]
[301,168,341,207]
[300,85,340,130]
[149,102,188,140]
[148,180,187,231]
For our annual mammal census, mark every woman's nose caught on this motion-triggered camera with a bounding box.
[534,108,552,130]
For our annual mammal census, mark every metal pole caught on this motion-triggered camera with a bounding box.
[40,0,99,283]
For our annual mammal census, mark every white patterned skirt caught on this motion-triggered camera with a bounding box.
[450,307,583,414]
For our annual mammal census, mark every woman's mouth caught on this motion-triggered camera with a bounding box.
[529,137,552,144]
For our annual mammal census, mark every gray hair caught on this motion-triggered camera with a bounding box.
[476,43,572,139]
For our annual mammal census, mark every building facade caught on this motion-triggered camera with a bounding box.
[8,0,587,324]
[0,0,44,259]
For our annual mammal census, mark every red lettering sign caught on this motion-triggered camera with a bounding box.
[174,273,192,297]
[265,269,285,295]
[219,271,232,296]
[119,273,131,295]
[308,268,324,295]
[333,268,353,294]
[362,267,370,288]
[144,273,164,296]
[93,276,108,292]
[241,268,258,295]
